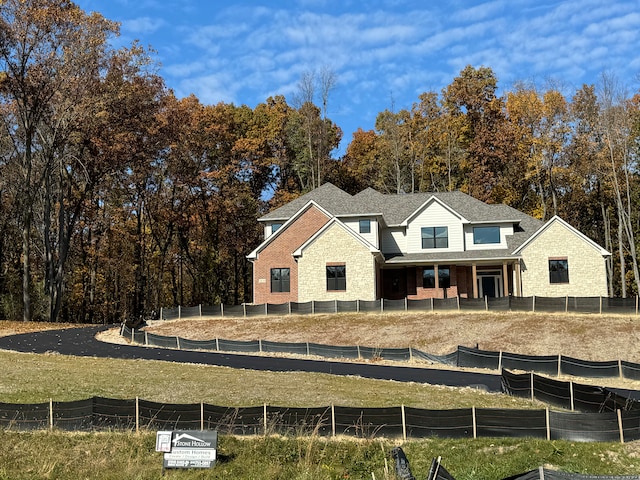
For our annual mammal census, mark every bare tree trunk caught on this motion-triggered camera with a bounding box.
[619,208,627,298]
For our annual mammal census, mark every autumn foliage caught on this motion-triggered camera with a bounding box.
[0,1,638,322]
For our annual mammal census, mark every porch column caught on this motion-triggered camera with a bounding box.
[502,262,509,297]
[515,260,522,296]
[472,263,478,299]
[434,264,439,290]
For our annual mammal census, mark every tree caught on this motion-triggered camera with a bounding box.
[0,0,119,320]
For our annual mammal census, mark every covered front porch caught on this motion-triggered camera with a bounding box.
[380,259,522,300]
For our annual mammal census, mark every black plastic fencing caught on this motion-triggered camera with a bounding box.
[160,296,640,320]
[2,396,640,443]
[123,326,640,383]
[424,455,640,480]
[501,369,640,416]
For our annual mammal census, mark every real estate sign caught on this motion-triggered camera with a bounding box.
[156,430,217,469]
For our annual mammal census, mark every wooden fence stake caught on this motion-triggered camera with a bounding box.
[618,409,624,444]
[545,407,550,441]
[49,398,53,431]
[331,404,336,438]
[472,406,477,439]
[401,405,407,441]
[135,396,139,434]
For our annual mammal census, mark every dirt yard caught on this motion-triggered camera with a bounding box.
[142,311,640,363]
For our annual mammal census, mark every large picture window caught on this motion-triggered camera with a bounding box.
[326,265,346,291]
[549,259,569,284]
[473,226,500,244]
[421,226,448,249]
[270,268,290,293]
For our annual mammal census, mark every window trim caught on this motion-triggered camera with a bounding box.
[270,267,290,293]
[326,264,346,291]
[548,258,569,284]
[421,226,448,249]
[473,226,501,245]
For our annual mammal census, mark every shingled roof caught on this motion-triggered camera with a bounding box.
[261,183,542,232]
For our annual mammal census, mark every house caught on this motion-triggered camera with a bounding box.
[247,183,610,304]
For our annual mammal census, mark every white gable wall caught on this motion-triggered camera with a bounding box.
[464,223,514,251]
[342,217,379,249]
[405,201,464,253]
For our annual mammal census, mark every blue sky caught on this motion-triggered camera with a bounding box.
[75,0,640,156]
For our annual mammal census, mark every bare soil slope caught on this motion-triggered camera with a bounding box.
[144,311,640,363]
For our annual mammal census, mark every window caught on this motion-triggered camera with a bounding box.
[270,268,290,293]
[423,267,435,288]
[326,265,346,291]
[359,219,371,234]
[473,226,500,244]
[549,259,569,284]
[271,223,282,234]
[439,266,451,289]
[421,226,448,249]
[422,266,450,289]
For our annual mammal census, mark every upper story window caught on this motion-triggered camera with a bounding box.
[421,226,448,249]
[359,219,371,234]
[549,258,569,284]
[473,226,500,244]
[271,223,282,234]
[270,268,290,293]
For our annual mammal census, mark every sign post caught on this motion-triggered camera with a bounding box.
[156,430,217,470]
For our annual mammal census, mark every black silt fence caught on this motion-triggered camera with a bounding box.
[146,333,179,349]
[407,299,431,311]
[261,340,310,356]
[510,296,534,312]
[433,298,458,310]
[307,342,359,359]
[502,352,558,376]
[604,297,637,314]
[533,296,566,312]
[177,338,218,351]
[223,304,244,317]
[201,304,222,317]
[567,296,601,313]
[337,300,357,313]
[487,296,510,311]
[290,301,312,315]
[561,356,620,378]
[403,408,473,439]
[267,303,290,315]
[5,397,640,443]
[359,300,381,312]
[313,300,336,314]
[383,299,406,311]
[245,304,266,317]
[217,339,260,353]
[475,408,547,440]
[457,345,500,370]
[459,297,486,311]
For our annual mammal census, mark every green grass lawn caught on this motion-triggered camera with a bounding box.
[1,333,640,479]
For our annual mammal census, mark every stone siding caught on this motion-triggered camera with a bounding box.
[252,206,330,304]
[297,223,377,302]
[519,221,608,297]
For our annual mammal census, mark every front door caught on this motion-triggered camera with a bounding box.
[477,273,502,298]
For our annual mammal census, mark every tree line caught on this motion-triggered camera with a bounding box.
[0,0,638,323]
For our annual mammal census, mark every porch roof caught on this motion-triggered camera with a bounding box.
[384,249,520,265]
